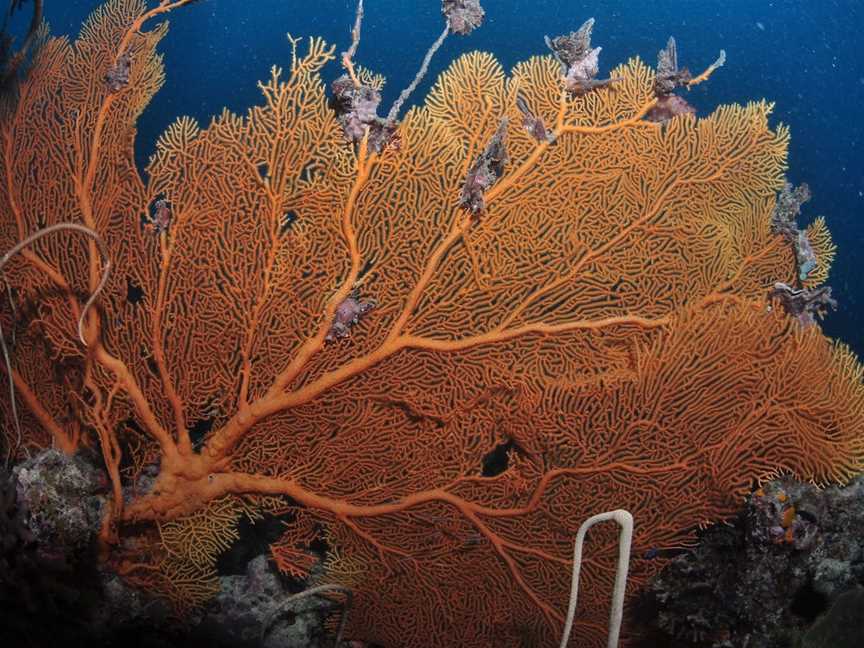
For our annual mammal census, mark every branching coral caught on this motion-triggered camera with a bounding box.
[0,223,110,467]
[0,1,862,646]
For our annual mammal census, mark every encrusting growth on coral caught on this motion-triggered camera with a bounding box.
[459,118,509,214]
[768,282,837,328]
[335,0,484,152]
[654,36,691,95]
[0,0,862,646]
[442,0,484,36]
[545,18,618,96]
[326,289,376,343]
[647,37,695,122]
[771,182,819,281]
[104,51,131,92]
[766,181,838,326]
[516,94,555,143]
[647,36,726,123]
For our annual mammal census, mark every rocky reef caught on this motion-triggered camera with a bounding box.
[0,449,338,647]
[636,476,864,647]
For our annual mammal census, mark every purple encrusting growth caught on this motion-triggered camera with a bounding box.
[545,18,617,97]
[105,52,131,92]
[326,291,376,342]
[442,0,485,36]
[770,182,820,282]
[459,118,509,214]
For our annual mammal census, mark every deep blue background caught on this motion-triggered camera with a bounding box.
[33,1,864,354]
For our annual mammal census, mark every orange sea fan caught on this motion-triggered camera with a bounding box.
[1,1,862,646]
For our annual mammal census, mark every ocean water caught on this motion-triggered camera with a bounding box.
[40,0,864,355]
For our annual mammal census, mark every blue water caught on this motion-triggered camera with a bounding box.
[40,0,864,355]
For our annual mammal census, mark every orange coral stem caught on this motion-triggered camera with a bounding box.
[150,239,189,452]
[11,368,75,454]
[93,342,179,460]
[123,458,689,635]
[401,314,671,351]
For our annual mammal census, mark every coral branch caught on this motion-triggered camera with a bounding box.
[342,0,364,85]
[0,223,110,345]
[386,25,450,123]
[10,367,73,453]
[686,49,726,88]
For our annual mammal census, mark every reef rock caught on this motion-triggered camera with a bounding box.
[636,476,864,647]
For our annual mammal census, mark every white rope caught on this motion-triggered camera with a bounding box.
[0,223,111,466]
[559,509,634,648]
